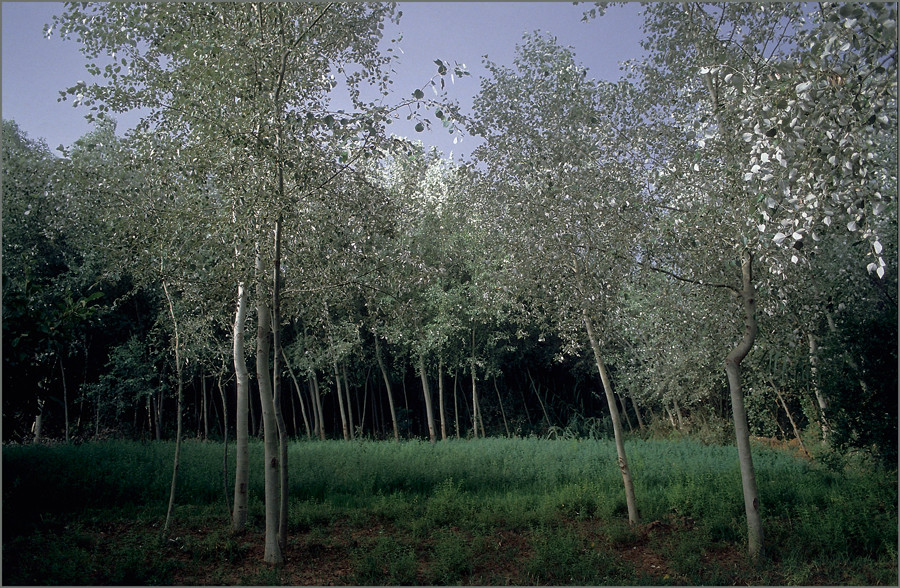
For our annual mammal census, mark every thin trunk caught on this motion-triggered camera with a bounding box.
[374,335,400,441]
[666,404,677,429]
[528,369,552,428]
[33,399,44,443]
[333,360,350,441]
[202,377,209,441]
[724,250,764,560]
[630,393,645,431]
[519,381,533,426]
[163,279,184,535]
[471,363,479,439]
[219,372,232,521]
[232,281,250,533]
[494,377,510,437]
[311,374,325,440]
[418,353,437,443]
[769,378,809,457]
[59,358,70,443]
[342,362,355,439]
[271,218,289,553]
[583,308,639,525]
[282,348,311,439]
[807,332,829,439]
[619,393,634,432]
[438,358,447,441]
[673,397,685,430]
[256,263,283,564]
[453,372,460,439]
[156,388,164,440]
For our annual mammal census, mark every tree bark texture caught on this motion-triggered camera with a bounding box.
[271,218,289,552]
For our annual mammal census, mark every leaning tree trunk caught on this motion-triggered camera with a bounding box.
[374,336,400,441]
[282,348,311,439]
[724,249,764,561]
[583,308,639,525]
[418,353,437,443]
[256,259,283,565]
[232,281,250,533]
[162,279,184,536]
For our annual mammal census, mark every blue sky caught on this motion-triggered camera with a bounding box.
[1,2,645,160]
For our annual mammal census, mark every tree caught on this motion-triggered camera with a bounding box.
[471,33,643,524]
[586,0,896,558]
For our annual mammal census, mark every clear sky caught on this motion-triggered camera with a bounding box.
[1,2,646,161]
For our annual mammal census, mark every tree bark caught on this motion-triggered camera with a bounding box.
[438,358,448,441]
[311,373,326,440]
[807,331,829,439]
[162,279,184,535]
[418,353,437,443]
[282,348,311,439]
[232,281,250,533]
[342,362,355,439]
[630,392,645,431]
[219,372,231,520]
[333,359,350,441]
[724,250,764,560]
[374,336,400,441]
[256,264,283,564]
[583,308,639,525]
[271,217,289,552]
[494,377,510,437]
[769,378,809,457]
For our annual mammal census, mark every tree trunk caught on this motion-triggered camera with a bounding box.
[583,309,639,525]
[418,353,437,443]
[162,279,184,535]
[769,378,809,457]
[342,362,355,439]
[333,360,350,441]
[59,358,70,443]
[219,372,232,520]
[673,397,685,430]
[374,335,400,442]
[619,392,634,432]
[724,250,764,560]
[282,348,311,439]
[32,399,45,443]
[471,363,479,439]
[494,377,510,437]
[256,266,283,564]
[271,218,289,552]
[312,373,326,440]
[528,369,552,429]
[438,358,447,441]
[202,376,209,441]
[807,331,829,439]
[232,281,250,533]
[453,372,461,438]
[630,392,645,431]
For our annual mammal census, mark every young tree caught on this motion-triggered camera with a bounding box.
[471,33,643,524]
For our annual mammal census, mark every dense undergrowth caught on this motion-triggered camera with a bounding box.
[3,437,897,585]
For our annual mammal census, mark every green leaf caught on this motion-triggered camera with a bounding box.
[415,122,425,132]
[413,89,424,100]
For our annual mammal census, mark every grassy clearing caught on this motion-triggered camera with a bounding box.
[3,437,897,585]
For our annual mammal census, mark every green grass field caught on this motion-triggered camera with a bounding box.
[3,437,897,585]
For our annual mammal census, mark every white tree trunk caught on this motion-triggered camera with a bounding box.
[256,268,283,564]
[232,281,250,533]
[162,279,184,535]
[418,353,437,443]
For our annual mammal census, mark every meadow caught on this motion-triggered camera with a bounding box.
[3,437,897,585]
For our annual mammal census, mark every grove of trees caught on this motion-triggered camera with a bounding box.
[3,2,896,564]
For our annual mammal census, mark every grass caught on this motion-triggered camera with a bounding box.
[3,437,897,585]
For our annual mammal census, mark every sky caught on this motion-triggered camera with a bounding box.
[1,2,646,161]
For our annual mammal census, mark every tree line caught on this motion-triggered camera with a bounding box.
[3,2,896,563]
